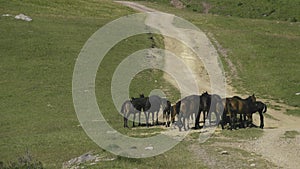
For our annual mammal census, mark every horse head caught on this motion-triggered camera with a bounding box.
[247,94,256,103]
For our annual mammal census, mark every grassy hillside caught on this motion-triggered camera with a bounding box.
[0,0,133,168]
[0,0,299,168]
[182,0,300,22]
[134,0,300,109]
[0,0,184,168]
[132,0,300,22]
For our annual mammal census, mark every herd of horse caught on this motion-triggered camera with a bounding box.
[121,92,267,131]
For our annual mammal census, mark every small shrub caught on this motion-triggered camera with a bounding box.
[0,150,43,169]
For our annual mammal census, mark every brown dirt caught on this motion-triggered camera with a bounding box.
[115,1,300,168]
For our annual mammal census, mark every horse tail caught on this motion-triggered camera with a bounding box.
[121,101,127,115]
[263,103,267,113]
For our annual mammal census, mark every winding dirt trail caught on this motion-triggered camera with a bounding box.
[116,1,300,168]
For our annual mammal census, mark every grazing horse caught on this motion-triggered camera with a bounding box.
[220,94,256,130]
[250,101,267,129]
[145,95,163,126]
[177,95,200,131]
[196,92,223,127]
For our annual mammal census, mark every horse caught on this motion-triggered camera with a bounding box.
[220,94,256,130]
[145,95,163,126]
[129,94,149,127]
[219,98,232,130]
[250,101,267,129]
[121,100,139,128]
[177,95,201,131]
[195,92,223,128]
[227,94,257,129]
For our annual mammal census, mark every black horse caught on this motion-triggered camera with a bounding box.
[250,101,267,129]
[196,92,223,127]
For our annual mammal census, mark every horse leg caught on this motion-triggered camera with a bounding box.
[178,112,183,131]
[208,110,212,126]
[138,111,141,126]
[194,110,201,129]
[220,110,226,129]
[156,111,159,125]
[229,112,236,130]
[124,111,130,128]
[259,111,264,129]
[183,115,187,131]
[145,111,149,127]
[151,112,155,126]
[132,113,136,127]
[124,115,128,128]
[166,112,170,127]
[239,113,244,128]
[187,115,190,129]
[203,111,206,127]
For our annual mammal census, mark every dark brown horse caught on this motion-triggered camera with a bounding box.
[220,94,256,129]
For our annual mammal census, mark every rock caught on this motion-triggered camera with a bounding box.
[220,151,229,155]
[145,146,154,150]
[250,163,256,167]
[15,14,32,22]
[63,152,97,169]
[170,0,185,9]
[106,130,117,134]
[2,14,12,17]
[248,159,254,162]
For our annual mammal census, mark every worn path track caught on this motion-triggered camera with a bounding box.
[116,1,300,168]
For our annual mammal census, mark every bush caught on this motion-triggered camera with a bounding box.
[0,150,43,169]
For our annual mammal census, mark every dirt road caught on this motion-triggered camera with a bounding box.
[116,1,300,168]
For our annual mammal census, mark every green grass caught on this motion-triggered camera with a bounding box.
[135,0,300,108]
[167,0,300,22]
[95,33,180,137]
[131,0,300,22]
[220,128,264,140]
[0,0,183,168]
[283,130,300,138]
[286,109,300,117]
[87,141,206,169]
[1,0,299,168]
[0,0,135,168]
